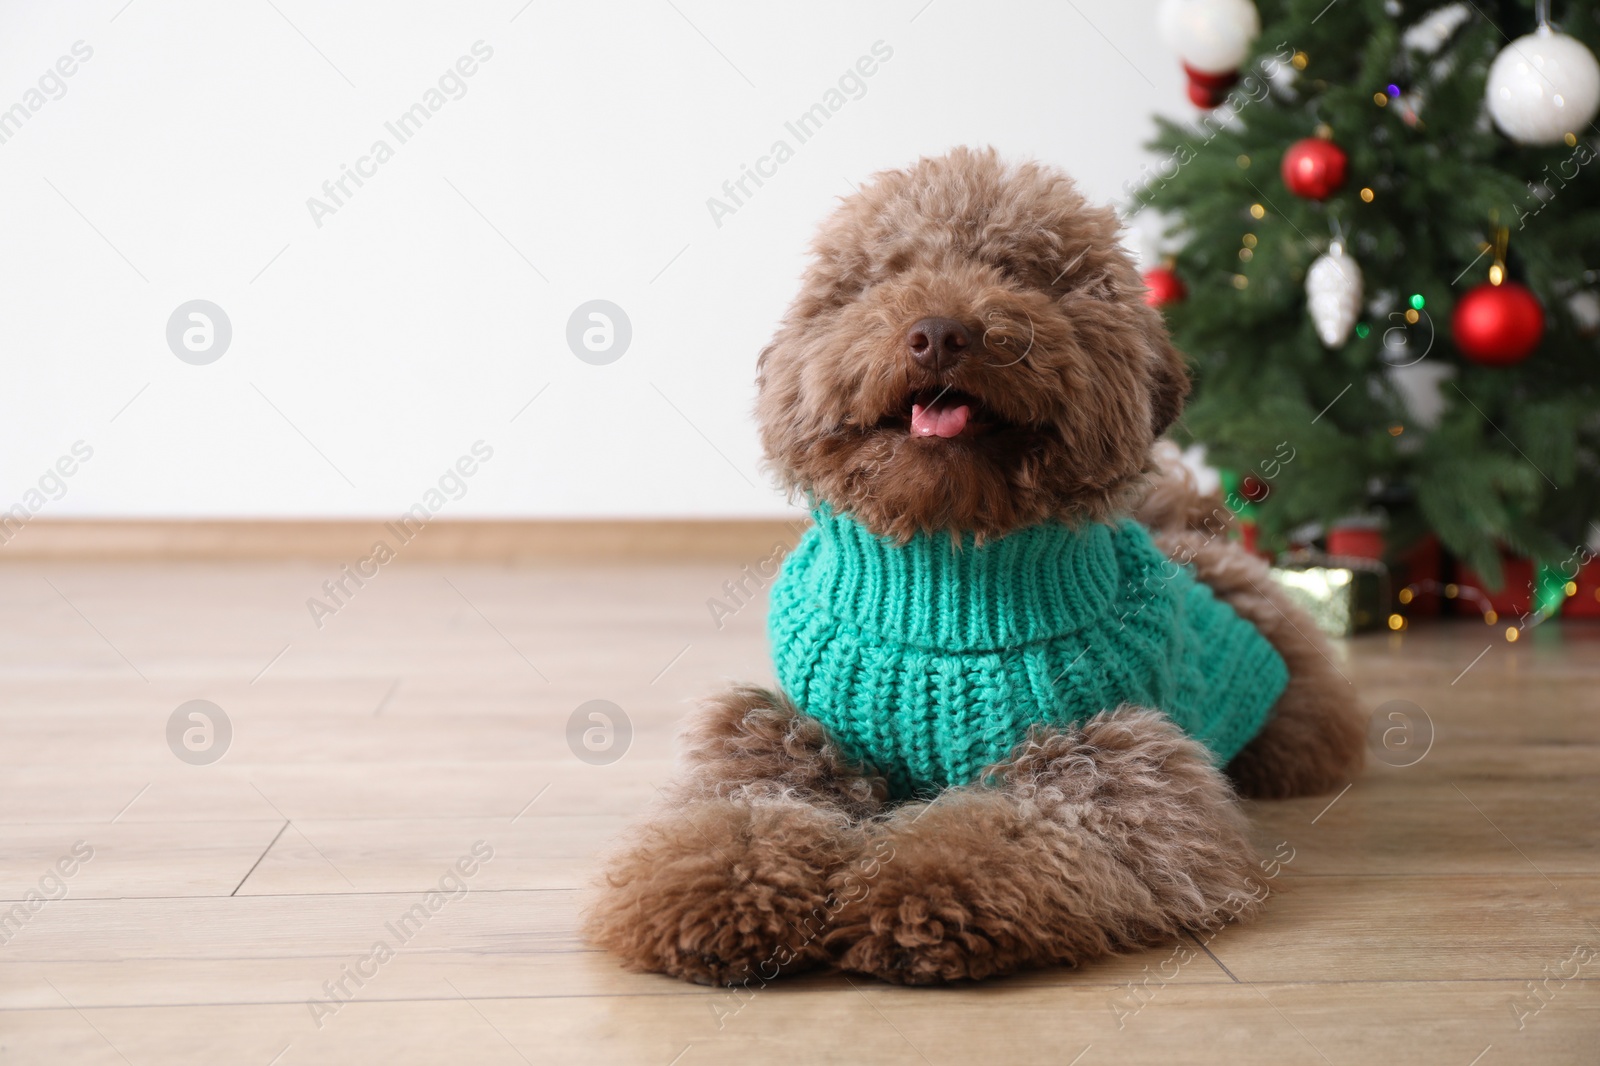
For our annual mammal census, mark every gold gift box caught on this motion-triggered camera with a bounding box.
[1270,552,1391,636]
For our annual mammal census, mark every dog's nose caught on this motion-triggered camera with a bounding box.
[907,317,972,372]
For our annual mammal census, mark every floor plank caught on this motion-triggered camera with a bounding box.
[2,559,1596,1064]
[4,980,1595,1065]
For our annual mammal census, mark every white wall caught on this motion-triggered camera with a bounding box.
[0,0,1183,520]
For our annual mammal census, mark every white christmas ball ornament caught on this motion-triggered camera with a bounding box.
[1158,0,1260,74]
[1485,27,1600,145]
[1306,241,1364,348]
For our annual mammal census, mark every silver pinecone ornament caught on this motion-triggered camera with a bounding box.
[1306,240,1363,348]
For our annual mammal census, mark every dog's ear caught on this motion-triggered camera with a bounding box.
[1143,311,1191,437]
[754,338,803,491]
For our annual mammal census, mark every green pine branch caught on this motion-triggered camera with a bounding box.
[1138,0,1600,587]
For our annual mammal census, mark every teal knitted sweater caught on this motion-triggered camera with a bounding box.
[768,508,1288,798]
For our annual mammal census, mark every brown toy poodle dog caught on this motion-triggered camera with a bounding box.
[585,147,1364,987]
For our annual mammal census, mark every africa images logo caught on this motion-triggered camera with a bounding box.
[305,442,495,629]
[705,40,893,227]
[305,42,494,228]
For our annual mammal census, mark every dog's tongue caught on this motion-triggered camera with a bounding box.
[910,400,970,438]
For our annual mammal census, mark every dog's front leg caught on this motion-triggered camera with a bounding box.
[670,684,888,813]
[583,685,884,986]
[826,707,1265,984]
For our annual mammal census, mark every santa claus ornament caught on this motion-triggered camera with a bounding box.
[1485,22,1600,145]
[1158,0,1261,108]
[1282,136,1349,200]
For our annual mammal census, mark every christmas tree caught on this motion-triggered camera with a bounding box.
[1136,0,1600,591]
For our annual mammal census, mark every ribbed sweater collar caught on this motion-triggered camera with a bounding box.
[804,507,1123,652]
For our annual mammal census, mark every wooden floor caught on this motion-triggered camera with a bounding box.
[1,559,1596,1065]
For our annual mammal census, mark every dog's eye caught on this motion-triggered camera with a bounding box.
[997,256,1075,293]
[992,258,1038,287]
[1043,250,1094,293]
[1074,270,1121,301]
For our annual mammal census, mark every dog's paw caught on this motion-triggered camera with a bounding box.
[997,710,1269,939]
[584,799,854,986]
[827,872,1018,984]
[826,721,1268,985]
[825,797,1052,985]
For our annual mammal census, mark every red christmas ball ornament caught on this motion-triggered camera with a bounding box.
[1239,475,1270,503]
[1142,266,1187,307]
[1183,64,1239,108]
[1281,137,1348,200]
[1452,281,1544,365]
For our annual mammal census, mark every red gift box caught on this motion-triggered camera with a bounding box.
[1327,526,1385,561]
[1396,535,1442,616]
[1457,556,1536,618]
[1562,559,1600,619]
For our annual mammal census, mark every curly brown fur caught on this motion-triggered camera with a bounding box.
[1134,440,1237,537]
[589,148,1360,987]
[1153,527,1366,799]
[583,687,883,985]
[672,684,888,816]
[826,709,1264,984]
[583,796,854,986]
[756,147,1187,542]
